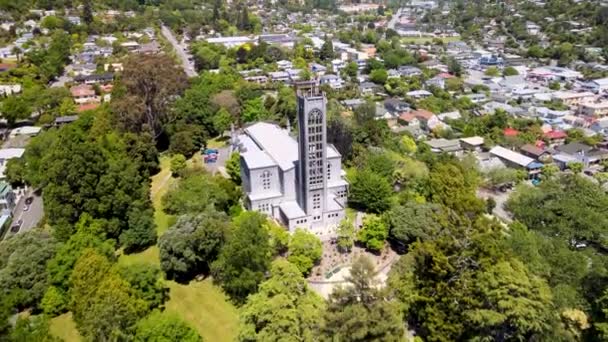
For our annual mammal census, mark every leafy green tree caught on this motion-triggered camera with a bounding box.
[1,96,31,125]
[47,215,115,293]
[170,154,187,177]
[287,228,322,275]
[447,57,462,76]
[4,158,25,187]
[41,286,68,316]
[134,311,202,342]
[159,212,229,280]
[369,68,388,84]
[121,200,157,253]
[428,162,484,217]
[568,162,583,174]
[342,61,359,81]
[541,164,559,179]
[213,108,233,136]
[484,167,520,187]
[0,231,58,310]
[385,202,443,252]
[69,249,147,341]
[239,259,324,341]
[348,169,392,213]
[242,97,270,122]
[399,135,417,155]
[357,215,388,252]
[24,114,155,243]
[389,217,554,341]
[503,66,519,76]
[162,171,240,215]
[225,152,241,185]
[112,54,188,140]
[9,316,60,342]
[506,175,608,248]
[118,263,168,311]
[265,220,289,256]
[484,66,500,77]
[212,211,272,303]
[336,218,355,252]
[320,35,334,61]
[322,256,404,341]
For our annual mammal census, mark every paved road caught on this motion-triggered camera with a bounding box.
[477,188,513,223]
[387,8,403,31]
[160,24,198,78]
[4,190,44,239]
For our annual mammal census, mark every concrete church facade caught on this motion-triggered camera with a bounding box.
[231,88,348,235]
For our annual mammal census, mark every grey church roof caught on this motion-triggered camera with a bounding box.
[245,122,299,171]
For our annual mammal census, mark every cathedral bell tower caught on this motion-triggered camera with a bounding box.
[295,82,328,219]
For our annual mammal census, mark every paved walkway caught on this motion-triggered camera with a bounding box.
[160,25,197,78]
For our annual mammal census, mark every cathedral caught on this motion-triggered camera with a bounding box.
[231,87,348,235]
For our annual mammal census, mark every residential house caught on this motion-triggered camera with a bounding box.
[520,144,551,162]
[426,76,445,89]
[0,148,25,180]
[205,36,253,48]
[54,115,79,126]
[384,98,410,115]
[410,109,442,131]
[0,84,21,96]
[310,63,327,76]
[406,90,432,99]
[245,75,269,84]
[398,112,420,126]
[543,130,567,146]
[580,101,608,118]
[341,99,365,110]
[398,66,422,77]
[74,73,114,85]
[590,118,608,135]
[460,136,484,152]
[70,84,98,104]
[489,146,543,178]
[138,41,161,55]
[120,41,140,51]
[555,142,608,168]
[584,77,608,94]
[319,74,344,89]
[276,60,293,70]
[0,181,15,213]
[424,139,462,155]
[269,71,290,83]
[359,82,381,95]
[551,91,595,107]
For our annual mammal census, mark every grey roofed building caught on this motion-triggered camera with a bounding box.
[341,98,365,109]
[489,146,543,176]
[424,138,462,154]
[232,90,348,235]
[55,115,79,125]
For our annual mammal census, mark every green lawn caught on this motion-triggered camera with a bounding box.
[165,279,239,342]
[207,136,229,149]
[50,313,81,342]
[51,155,239,341]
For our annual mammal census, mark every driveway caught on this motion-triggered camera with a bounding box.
[202,146,230,176]
[160,24,197,78]
[477,188,512,223]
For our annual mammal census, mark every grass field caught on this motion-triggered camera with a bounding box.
[49,313,81,342]
[401,36,461,44]
[165,279,239,342]
[50,155,239,341]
